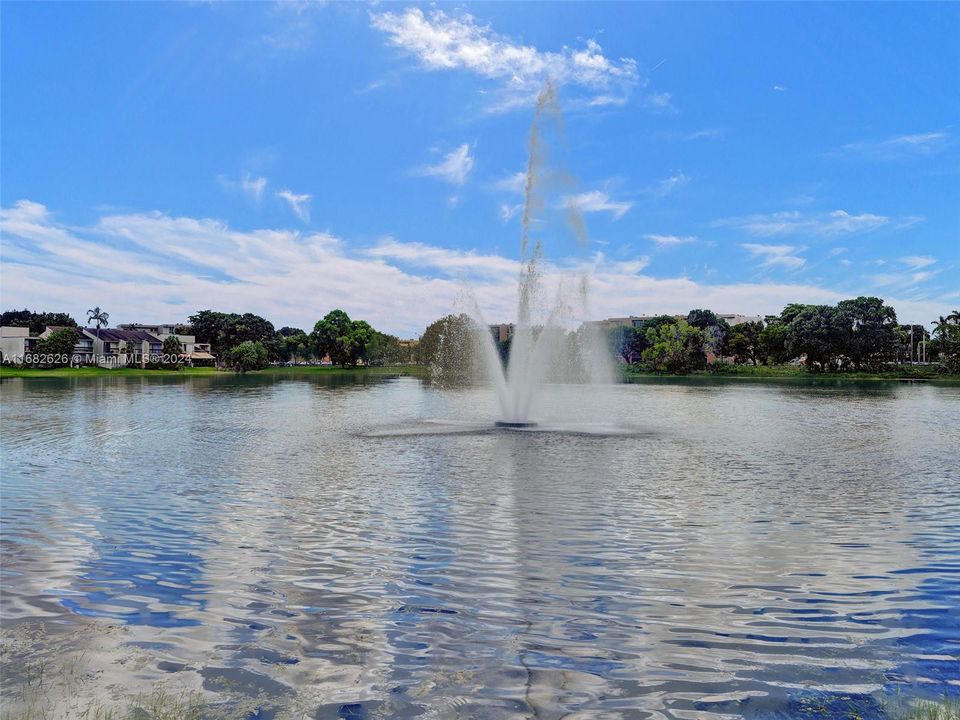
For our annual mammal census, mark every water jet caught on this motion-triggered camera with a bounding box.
[471,83,614,429]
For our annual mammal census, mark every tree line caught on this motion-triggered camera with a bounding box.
[5,299,959,374]
[608,298,960,374]
[188,309,411,372]
[0,307,413,372]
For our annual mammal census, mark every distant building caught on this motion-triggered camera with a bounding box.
[490,324,514,343]
[594,313,764,331]
[716,314,764,327]
[40,326,94,362]
[592,315,684,331]
[81,328,163,367]
[0,326,37,362]
[118,323,215,364]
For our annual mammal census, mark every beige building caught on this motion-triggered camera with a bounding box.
[0,326,37,363]
[595,313,763,331]
[118,323,215,364]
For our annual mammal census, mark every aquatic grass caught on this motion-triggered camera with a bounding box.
[896,696,960,720]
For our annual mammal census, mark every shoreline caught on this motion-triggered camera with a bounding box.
[0,365,429,379]
[2,364,957,384]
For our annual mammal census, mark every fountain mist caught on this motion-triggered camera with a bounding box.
[474,84,615,427]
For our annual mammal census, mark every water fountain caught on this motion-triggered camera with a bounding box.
[472,84,614,428]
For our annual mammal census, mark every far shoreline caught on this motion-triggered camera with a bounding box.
[2,364,958,384]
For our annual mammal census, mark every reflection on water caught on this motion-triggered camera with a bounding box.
[1,374,958,718]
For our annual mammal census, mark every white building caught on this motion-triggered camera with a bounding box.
[0,326,36,363]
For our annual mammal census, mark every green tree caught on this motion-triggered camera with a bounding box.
[1,309,79,335]
[189,310,233,359]
[780,303,812,325]
[835,296,898,370]
[366,332,407,366]
[607,325,641,364]
[222,313,276,351]
[758,321,791,364]
[345,320,374,366]
[686,309,719,329]
[224,340,269,373]
[686,309,729,359]
[312,309,356,366]
[162,335,183,370]
[786,305,847,371]
[641,319,705,374]
[275,329,312,363]
[417,313,478,384]
[931,311,960,373]
[189,310,277,361]
[727,321,765,365]
[31,328,79,367]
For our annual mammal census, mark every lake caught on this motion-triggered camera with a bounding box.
[1,374,958,719]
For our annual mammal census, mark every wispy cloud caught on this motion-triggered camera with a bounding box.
[869,270,940,289]
[773,85,787,92]
[900,255,936,269]
[644,234,696,246]
[499,203,523,222]
[277,189,311,223]
[654,172,689,197]
[644,92,676,113]
[741,243,806,270]
[2,200,952,331]
[684,128,724,141]
[365,237,516,277]
[218,173,268,204]
[492,171,526,195]
[416,143,475,186]
[840,131,949,159]
[370,7,641,111]
[562,191,632,220]
[716,209,891,237]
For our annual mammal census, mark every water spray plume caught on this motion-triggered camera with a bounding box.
[471,82,615,427]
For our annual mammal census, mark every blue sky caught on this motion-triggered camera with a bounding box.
[2,2,957,336]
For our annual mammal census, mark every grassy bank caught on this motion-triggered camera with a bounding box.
[0,364,427,379]
[623,364,960,383]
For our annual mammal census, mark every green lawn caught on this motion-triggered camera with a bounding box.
[0,364,427,379]
[623,364,959,382]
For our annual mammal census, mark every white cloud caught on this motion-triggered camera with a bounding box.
[741,243,806,270]
[684,128,724,141]
[654,172,689,197]
[499,203,524,222]
[2,200,953,336]
[900,255,936,269]
[869,270,940,288]
[841,131,949,159]
[644,92,676,112]
[773,85,787,92]
[364,238,517,278]
[370,8,640,111]
[492,171,527,195]
[417,143,475,186]
[644,234,696,246]
[219,173,268,203]
[277,189,311,222]
[562,191,632,220]
[717,209,891,237]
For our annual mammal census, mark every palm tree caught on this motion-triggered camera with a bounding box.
[86,306,109,329]
[86,307,109,364]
